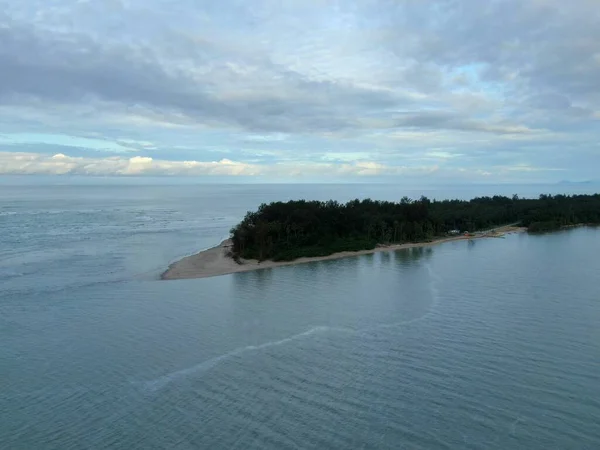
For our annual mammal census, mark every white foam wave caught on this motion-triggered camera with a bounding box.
[143,264,443,391]
[0,208,107,217]
[143,326,349,391]
[0,269,24,279]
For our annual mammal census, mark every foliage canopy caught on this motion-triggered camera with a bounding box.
[230,194,600,261]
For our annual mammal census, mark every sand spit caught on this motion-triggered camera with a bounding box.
[161,226,526,280]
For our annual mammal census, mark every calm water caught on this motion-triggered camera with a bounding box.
[2,183,600,449]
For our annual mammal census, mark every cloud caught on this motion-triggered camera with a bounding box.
[0,17,408,134]
[426,151,463,160]
[503,165,566,173]
[0,133,145,152]
[0,2,564,136]
[0,0,599,182]
[0,152,260,176]
[393,111,538,135]
[397,1,600,104]
[241,134,289,143]
[0,151,438,178]
[0,151,576,183]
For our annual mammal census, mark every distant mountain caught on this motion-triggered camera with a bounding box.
[557,180,594,185]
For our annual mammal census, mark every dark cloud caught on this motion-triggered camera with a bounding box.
[529,94,572,111]
[394,111,533,135]
[385,0,600,105]
[0,19,409,133]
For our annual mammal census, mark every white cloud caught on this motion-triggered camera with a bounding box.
[0,152,260,176]
[503,165,566,173]
[426,151,463,159]
[0,151,440,178]
[321,152,372,162]
[242,133,289,142]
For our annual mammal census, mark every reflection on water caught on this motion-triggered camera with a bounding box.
[392,245,433,267]
[380,251,391,263]
[252,266,274,287]
[232,266,274,290]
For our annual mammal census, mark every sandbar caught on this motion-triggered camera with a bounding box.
[161,225,526,280]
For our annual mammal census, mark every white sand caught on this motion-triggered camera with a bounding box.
[161,226,526,280]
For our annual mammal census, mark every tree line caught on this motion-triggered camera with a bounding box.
[230,194,600,261]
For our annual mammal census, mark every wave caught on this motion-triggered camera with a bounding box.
[0,269,24,280]
[143,326,352,391]
[0,276,131,300]
[0,209,111,217]
[142,263,443,391]
[0,207,183,218]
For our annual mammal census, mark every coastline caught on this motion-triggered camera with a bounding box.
[161,225,527,280]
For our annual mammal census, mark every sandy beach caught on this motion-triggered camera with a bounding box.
[161,225,526,280]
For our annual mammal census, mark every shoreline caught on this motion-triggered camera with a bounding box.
[161,225,527,280]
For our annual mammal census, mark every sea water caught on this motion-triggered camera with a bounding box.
[2,183,600,449]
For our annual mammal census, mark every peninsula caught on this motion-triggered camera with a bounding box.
[162,193,600,280]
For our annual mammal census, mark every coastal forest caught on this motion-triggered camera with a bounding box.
[230,194,600,261]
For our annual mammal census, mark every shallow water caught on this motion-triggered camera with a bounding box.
[2,184,600,449]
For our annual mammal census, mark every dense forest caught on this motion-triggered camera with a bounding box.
[230,194,600,261]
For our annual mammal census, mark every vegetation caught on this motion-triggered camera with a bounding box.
[230,194,600,261]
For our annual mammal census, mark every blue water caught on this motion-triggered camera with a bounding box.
[2,183,600,449]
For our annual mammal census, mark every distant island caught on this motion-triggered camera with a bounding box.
[161,193,600,280]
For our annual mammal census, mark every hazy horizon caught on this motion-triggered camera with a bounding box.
[1,175,599,187]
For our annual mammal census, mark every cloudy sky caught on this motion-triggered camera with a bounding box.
[1,0,599,182]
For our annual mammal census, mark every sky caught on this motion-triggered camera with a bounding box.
[1,0,599,183]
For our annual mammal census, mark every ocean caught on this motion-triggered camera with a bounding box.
[2,183,600,449]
